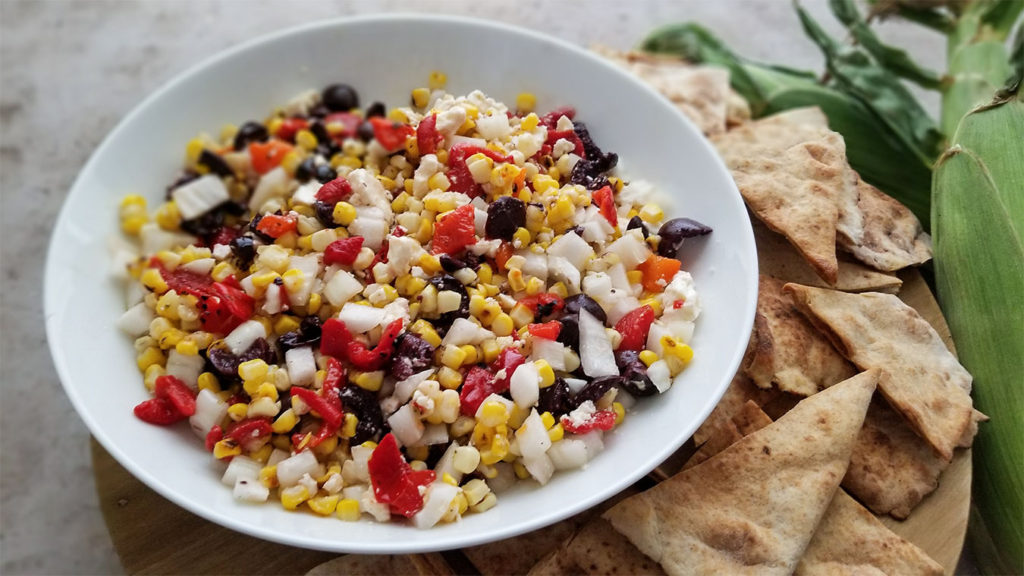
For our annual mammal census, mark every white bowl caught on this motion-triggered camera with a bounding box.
[45,14,756,553]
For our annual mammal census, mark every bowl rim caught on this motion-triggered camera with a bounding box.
[45,12,757,553]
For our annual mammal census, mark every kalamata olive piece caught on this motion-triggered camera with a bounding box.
[620,362,657,397]
[571,375,623,408]
[233,121,269,151]
[538,378,572,416]
[657,217,712,258]
[615,349,640,369]
[276,316,322,354]
[357,120,375,142]
[314,163,337,184]
[337,385,384,445]
[485,196,526,240]
[229,235,257,269]
[309,121,332,146]
[207,338,276,380]
[294,157,317,182]
[365,101,386,118]
[313,201,337,228]
[198,150,234,178]
[428,274,469,329]
[556,314,580,350]
[563,294,607,324]
[389,333,436,381]
[322,83,359,112]
[626,215,649,239]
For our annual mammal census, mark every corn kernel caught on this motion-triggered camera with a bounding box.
[174,339,199,356]
[341,413,359,438]
[548,195,576,223]
[211,261,236,282]
[409,319,442,348]
[549,281,568,299]
[406,444,429,462]
[136,347,166,372]
[280,485,310,510]
[533,360,556,389]
[661,336,694,376]
[352,370,384,392]
[638,350,658,367]
[640,297,662,316]
[525,277,545,296]
[250,443,274,464]
[143,364,165,391]
[491,313,514,337]
[463,478,491,507]
[273,315,301,336]
[508,303,533,329]
[332,202,357,226]
[479,401,509,427]
[612,401,626,425]
[153,201,181,230]
[306,494,339,516]
[140,268,169,293]
[516,92,537,113]
[548,423,565,443]
[472,492,498,513]
[459,344,479,365]
[336,498,361,521]
[226,402,248,422]
[213,439,242,459]
[120,194,147,209]
[428,70,447,90]
[411,87,430,108]
[238,359,269,382]
[259,465,278,488]
[539,411,556,429]
[437,366,463,390]
[513,461,530,479]
[508,269,526,292]
[307,292,322,315]
[520,112,540,131]
[638,203,664,223]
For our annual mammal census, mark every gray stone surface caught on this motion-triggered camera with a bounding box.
[0,1,957,574]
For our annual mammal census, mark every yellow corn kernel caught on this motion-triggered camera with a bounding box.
[548,281,568,299]
[639,297,662,316]
[336,498,361,521]
[306,292,322,315]
[120,194,146,209]
[638,203,664,223]
[227,402,248,422]
[210,261,235,283]
[280,485,310,510]
[427,173,451,193]
[390,191,410,213]
[143,364,165,392]
[491,313,514,337]
[531,174,558,195]
[428,70,447,90]
[250,443,274,464]
[540,411,556,429]
[292,128,317,151]
[352,370,384,392]
[479,401,509,428]
[341,413,358,438]
[463,478,491,507]
[213,439,242,460]
[507,269,526,292]
[513,460,530,480]
[418,253,442,275]
[437,366,463,390]
[387,108,408,123]
[515,92,537,113]
[259,465,278,489]
[626,270,644,285]
[313,434,339,456]
[525,277,545,296]
[449,415,476,439]
[273,315,301,336]
[508,303,534,329]
[442,472,458,486]
[519,112,540,132]
[153,201,181,230]
[471,492,498,513]
[638,350,658,367]
[255,382,279,402]
[238,359,269,382]
[459,345,479,366]
[377,175,396,191]
[534,360,555,389]
[197,372,220,393]
[250,271,280,289]
[612,401,625,425]
[480,436,509,465]
[547,195,575,224]
[136,347,166,372]
[411,87,430,108]
[307,494,339,516]
[140,268,169,293]
[174,339,199,356]
[511,228,531,248]
[120,214,146,235]
[405,444,429,463]
[547,422,565,443]
[409,319,442,348]
[332,201,357,226]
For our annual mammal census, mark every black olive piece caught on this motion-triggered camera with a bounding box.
[229,235,257,269]
[309,121,331,146]
[439,254,466,274]
[620,362,658,397]
[656,217,713,258]
[180,210,226,243]
[337,385,385,445]
[308,103,330,118]
[322,83,360,112]
[276,315,322,354]
[571,375,624,409]
[294,157,317,182]
[314,163,337,184]
[538,378,573,416]
[557,314,580,350]
[485,196,526,241]
[357,120,375,142]
[614,349,641,369]
[428,274,470,330]
[233,121,269,151]
[206,338,276,380]
[197,150,234,178]
[313,201,337,228]
[388,333,436,381]
[563,294,607,324]
[365,101,386,118]
[626,215,649,239]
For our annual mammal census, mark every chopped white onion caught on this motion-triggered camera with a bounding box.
[323,269,363,307]
[578,309,618,377]
[221,455,261,486]
[510,362,540,409]
[337,302,386,333]
[412,482,460,529]
[547,438,589,470]
[165,349,204,390]
[285,346,316,388]
[189,389,228,437]
[515,409,551,460]
[387,403,425,446]
[171,174,229,220]
[224,320,266,356]
[116,303,154,336]
[522,452,554,485]
[276,450,320,487]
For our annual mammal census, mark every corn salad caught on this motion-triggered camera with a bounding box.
[115,76,709,527]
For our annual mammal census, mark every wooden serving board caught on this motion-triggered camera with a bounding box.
[92,269,970,575]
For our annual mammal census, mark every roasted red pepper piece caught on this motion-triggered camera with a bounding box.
[545,129,585,157]
[490,347,526,391]
[249,140,293,174]
[290,386,344,429]
[200,281,255,335]
[161,267,214,295]
[416,114,441,156]
[370,117,415,152]
[346,318,404,371]
[154,375,196,417]
[205,425,223,451]
[324,112,362,140]
[446,143,513,197]
[614,305,655,351]
[322,357,345,400]
[368,433,432,518]
[323,236,364,266]
[256,213,298,239]
[560,409,616,434]
[527,321,562,340]
[133,397,186,425]
[275,117,308,142]
[459,366,498,417]
[207,226,240,248]
[292,421,339,450]
[540,106,576,129]
[519,293,565,318]
[431,203,477,255]
[320,318,353,359]
[592,185,617,226]
[225,417,273,444]
[315,177,353,204]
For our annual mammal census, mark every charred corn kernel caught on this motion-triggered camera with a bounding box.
[352,370,384,392]
[428,70,447,90]
[341,413,358,438]
[211,261,236,282]
[479,401,509,428]
[490,164,521,190]
[612,401,626,425]
[437,366,463,390]
[270,408,297,433]
[639,297,662,316]
[306,292,322,315]
[259,465,279,489]
[136,347,166,372]
[280,485,310,510]
[227,402,248,421]
[273,315,301,336]
[516,92,537,113]
[214,439,242,459]
[463,478,490,507]
[174,339,199,356]
[508,304,533,329]
[491,313,514,337]
[238,359,269,382]
[307,494,339,516]
[336,498,361,521]
[459,345,479,365]
[332,201,356,226]
[638,350,658,367]
[547,423,565,443]
[513,460,530,479]
[143,365,165,391]
[406,444,429,463]
[409,319,442,347]
[480,340,502,364]
[387,108,408,123]
[540,411,556,429]
[660,336,693,364]
[411,87,430,108]
[472,492,498,513]
[525,277,545,296]
[626,270,644,285]
[548,195,576,223]
[508,269,526,292]
[255,382,279,402]
[141,268,169,293]
[534,360,555,388]
[638,203,664,223]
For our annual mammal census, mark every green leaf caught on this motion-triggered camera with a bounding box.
[865,0,956,33]
[829,0,944,89]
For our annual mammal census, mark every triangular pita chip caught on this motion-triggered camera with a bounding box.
[567,518,667,576]
[306,554,422,576]
[693,372,779,446]
[527,542,582,576]
[684,400,773,470]
[836,174,932,271]
[784,284,974,461]
[743,275,857,395]
[752,218,902,293]
[603,370,878,575]
[466,510,590,575]
[796,489,943,575]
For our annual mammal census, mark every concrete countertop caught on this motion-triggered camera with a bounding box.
[0,1,956,574]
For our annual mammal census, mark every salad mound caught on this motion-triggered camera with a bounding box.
[114,75,710,527]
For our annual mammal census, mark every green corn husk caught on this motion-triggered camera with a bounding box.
[933,80,1024,575]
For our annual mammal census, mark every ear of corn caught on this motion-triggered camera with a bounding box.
[933,80,1023,576]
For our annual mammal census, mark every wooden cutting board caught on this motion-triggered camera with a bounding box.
[92,269,970,575]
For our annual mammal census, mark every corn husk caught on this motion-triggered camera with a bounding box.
[932,81,1023,575]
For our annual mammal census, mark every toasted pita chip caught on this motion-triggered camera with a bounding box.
[603,370,878,576]
[596,48,731,136]
[836,174,932,271]
[567,518,667,576]
[752,218,902,293]
[684,401,773,470]
[693,372,779,446]
[465,512,589,576]
[796,489,943,575]
[784,284,974,461]
[306,554,421,576]
[527,543,582,576]
[744,275,857,395]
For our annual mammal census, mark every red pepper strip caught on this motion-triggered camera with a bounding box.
[527,321,562,340]
[592,185,617,227]
[275,117,308,142]
[323,357,345,400]
[614,305,655,351]
[133,397,185,425]
[368,433,430,518]
[205,425,223,451]
[540,106,576,129]
[323,236,364,266]
[292,421,339,451]
[431,203,477,255]
[446,143,513,197]
[315,177,353,204]
[290,387,344,429]
[225,417,273,444]
[201,281,255,335]
[560,409,616,434]
[320,318,353,359]
[346,318,404,371]
[370,117,415,152]
[154,375,196,417]
[545,129,585,157]
[416,114,441,156]
[459,366,498,417]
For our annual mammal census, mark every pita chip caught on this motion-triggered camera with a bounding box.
[603,370,878,576]
[527,542,582,576]
[466,512,589,576]
[567,518,667,576]
[306,554,423,576]
[684,400,773,471]
[784,284,974,460]
[693,372,779,446]
[796,489,943,576]
[836,174,932,271]
[744,275,858,395]
[752,218,902,293]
